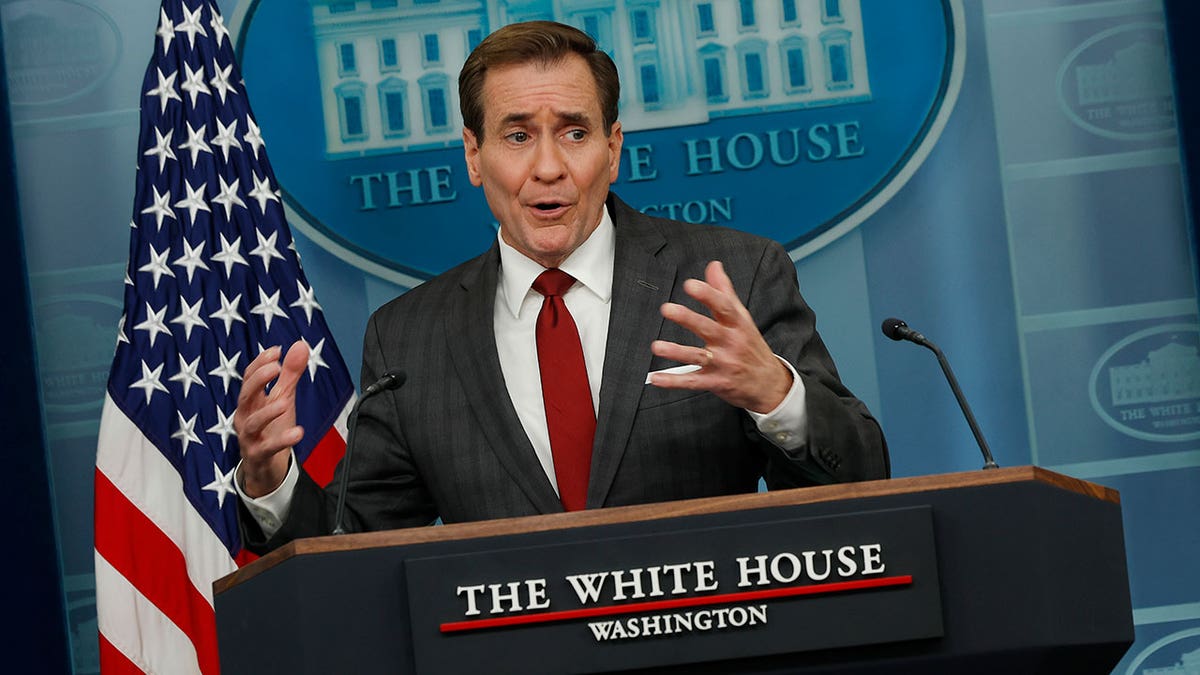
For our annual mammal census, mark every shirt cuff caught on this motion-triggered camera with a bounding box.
[235,451,299,539]
[746,356,808,451]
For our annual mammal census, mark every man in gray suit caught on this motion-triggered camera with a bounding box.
[234,21,887,550]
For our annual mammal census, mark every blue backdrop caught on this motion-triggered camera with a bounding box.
[3,0,1198,672]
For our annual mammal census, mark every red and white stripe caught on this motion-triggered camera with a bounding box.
[94,393,351,674]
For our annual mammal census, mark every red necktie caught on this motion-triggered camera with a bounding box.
[533,269,594,511]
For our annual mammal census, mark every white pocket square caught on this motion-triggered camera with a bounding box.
[645,364,701,384]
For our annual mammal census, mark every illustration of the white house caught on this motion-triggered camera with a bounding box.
[1109,341,1200,407]
[309,0,870,157]
[1075,39,1172,107]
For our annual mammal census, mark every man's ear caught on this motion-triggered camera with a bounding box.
[607,121,624,184]
[463,128,483,187]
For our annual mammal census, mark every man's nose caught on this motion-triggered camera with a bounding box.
[531,137,567,182]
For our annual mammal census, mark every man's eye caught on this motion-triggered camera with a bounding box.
[566,129,587,141]
[507,131,529,143]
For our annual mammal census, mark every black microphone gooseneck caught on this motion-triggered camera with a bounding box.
[881,318,999,470]
[332,369,407,535]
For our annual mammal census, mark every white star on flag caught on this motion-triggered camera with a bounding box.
[116,314,130,346]
[290,280,322,323]
[179,122,213,166]
[243,117,265,157]
[171,411,203,455]
[209,59,236,103]
[172,238,211,283]
[251,286,290,331]
[180,61,212,106]
[250,227,285,271]
[247,172,279,213]
[212,233,249,276]
[211,117,241,160]
[202,462,238,508]
[146,67,182,112]
[207,347,243,395]
[212,175,247,219]
[206,407,237,451]
[209,9,230,47]
[170,296,208,340]
[168,353,206,397]
[138,244,176,289]
[133,301,171,347]
[140,185,176,231]
[128,359,169,403]
[174,179,212,225]
[174,4,208,50]
[144,127,177,172]
[155,8,175,54]
[305,337,330,380]
[209,290,246,335]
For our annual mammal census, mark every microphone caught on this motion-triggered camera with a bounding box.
[332,369,407,535]
[880,318,999,470]
[881,316,929,347]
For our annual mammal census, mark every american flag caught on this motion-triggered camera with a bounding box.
[94,1,355,672]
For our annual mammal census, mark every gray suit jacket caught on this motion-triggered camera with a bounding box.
[242,194,887,550]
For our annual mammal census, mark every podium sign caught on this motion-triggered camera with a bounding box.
[407,506,941,674]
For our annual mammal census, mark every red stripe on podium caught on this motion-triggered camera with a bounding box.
[441,574,913,633]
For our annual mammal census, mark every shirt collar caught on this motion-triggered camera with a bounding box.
[497,206,615,319]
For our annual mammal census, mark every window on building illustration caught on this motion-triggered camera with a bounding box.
[781,0,799,26]
[344,96,363,136]
[735,39,768,99]
[380,38,399,70]
[370,0,398,8]
[827,42,849,86]
[427,88,447,129]
[785,45,807,90]
[704,57,725,101]
[583,15,601,40]
[336,83,367,142]
[697,4,715,35]
[384,92,405,132]
[738,0,756,28]
[338,43,357,76]
[414,0,439,5]
[329,2,355,14]
[822,0,844,23]
[631,9,654,44]
[821,30,852,90]
[423,34,441,65]
[467,28,483,53]
[420,73,452,133]
[745,52,764,94]
[699,43,728,103]
[379,79,408,136]
[640,63,660,106]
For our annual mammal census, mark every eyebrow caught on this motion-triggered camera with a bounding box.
[497,110,593,128]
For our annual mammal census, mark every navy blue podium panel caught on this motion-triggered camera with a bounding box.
[214,467,1133,674]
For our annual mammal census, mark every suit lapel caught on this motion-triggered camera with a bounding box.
[446,246,564,514]
[588,199,674,507]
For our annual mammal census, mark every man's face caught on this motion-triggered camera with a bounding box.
[463,53,623,269]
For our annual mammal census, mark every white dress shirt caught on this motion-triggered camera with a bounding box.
[493,208,615,494]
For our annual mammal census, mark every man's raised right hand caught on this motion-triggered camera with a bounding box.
[234,340,309,498]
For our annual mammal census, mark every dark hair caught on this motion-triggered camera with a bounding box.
[458,21,620,141]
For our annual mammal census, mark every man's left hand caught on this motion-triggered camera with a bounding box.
[650,260,793,413]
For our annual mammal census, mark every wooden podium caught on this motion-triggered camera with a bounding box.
[214,467,1133,674]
